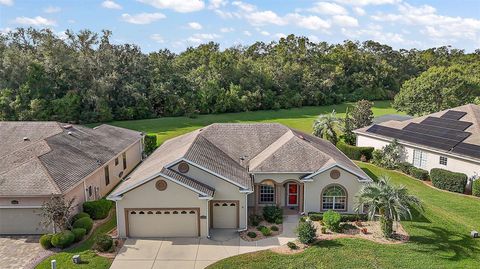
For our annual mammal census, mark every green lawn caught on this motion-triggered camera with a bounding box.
[35,214,116,269]
[97,100,398,145]
[208,163,480,269]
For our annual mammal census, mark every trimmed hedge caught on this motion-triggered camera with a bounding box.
[409,167,429,181]
[72,228,87,242]
[40,234,53,249]
[144,134,158,155]
[83,199,113,220]
[336,141,374,161]
[94,234,113,252]
[430,168,467,193]
[72,217,94,233]
[473,180,480,197]
[51,230,75,249]
[397,162,413,174]
[308,212,367,222]
[71,212,90,224]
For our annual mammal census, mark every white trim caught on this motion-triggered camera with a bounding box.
[251,171,314,174]
[199,196,214,200]
[239,189,254,194]
[304,163,371,181]
[0,205,42,209]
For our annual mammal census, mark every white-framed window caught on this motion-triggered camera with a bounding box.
[259,184,275,204]
[413,149,428,168]
[322,185,347,211]
[439,156,448,166]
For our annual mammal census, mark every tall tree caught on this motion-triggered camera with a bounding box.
[313,110,342,145]
[351,100,374,129]
[342,107,356,145]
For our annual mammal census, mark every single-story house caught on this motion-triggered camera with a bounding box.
[355,104,480,181]
[0,122,143,234]
[108,123,371,238]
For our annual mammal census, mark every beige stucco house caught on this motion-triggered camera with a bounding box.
[355,104,480,185]
[109,123,371,238]
[0,122,143,234]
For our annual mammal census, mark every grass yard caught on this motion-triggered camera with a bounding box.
[208,163,480,269]
[35,213,116,269]
[96,100,398,145]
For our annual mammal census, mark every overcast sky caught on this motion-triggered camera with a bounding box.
[1,0,479,52]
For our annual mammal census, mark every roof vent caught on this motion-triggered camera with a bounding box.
[63,124,73,129]
[23,137,29,141]
[67,131,73,135]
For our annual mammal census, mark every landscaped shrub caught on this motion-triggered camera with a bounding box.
[299,216,307,222]
[339,214,368,222]
[247,232,257,238]
[409,167,429,181]
[249,214,262,226]
[296,221,317,244]
[323,210,341,232]
[287,241,297,249]
[144,134,158,155]
[380,216,393,238]
[39,234,53,249]
[397,162,413,174]
[256,225,266,231]
[473,180,480,197]
[72,228,87,242]
[94,234,113,252]
[262,206,282,224]
[51,230,75,249]
[372,149,384,167]
[321,227,327,234]
[309,213,322,221]
[336,141,374,161]
[260,226,272,236]
[430,168,468,193]
[71,212,90,224]
[270,225,279,231]
[72,217,94,233]
[83,199,113,220]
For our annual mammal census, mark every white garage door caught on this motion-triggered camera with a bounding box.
[0,208,50,235]
[212,201,238,229]
[127,208,199,237]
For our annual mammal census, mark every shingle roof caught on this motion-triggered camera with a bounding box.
[0,122,142,196]
[160,168,215,197]
[110,123,370,198]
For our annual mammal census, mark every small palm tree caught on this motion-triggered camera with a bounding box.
[312,110,342,145]
[355,176,422,238]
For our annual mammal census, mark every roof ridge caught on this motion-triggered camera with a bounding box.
[36,156,63,194]
[248,130,295,170]
[164,168,215,192]
[197,131,247,170]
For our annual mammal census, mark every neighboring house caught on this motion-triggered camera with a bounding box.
[108,123,371,238]
[355,104,480,181]
[0,122,143,235]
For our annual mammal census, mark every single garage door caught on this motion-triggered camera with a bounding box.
[0,208,50,235]
[212,201,238,229]
[127,208,199,237]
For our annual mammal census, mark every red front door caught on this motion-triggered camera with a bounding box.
[287,183,298,206]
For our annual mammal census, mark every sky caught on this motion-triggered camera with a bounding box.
[0,0,479,53]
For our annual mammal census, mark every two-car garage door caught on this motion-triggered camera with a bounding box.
[127,208,199,237]
[0,208,50,235]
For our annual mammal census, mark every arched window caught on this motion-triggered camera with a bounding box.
[322,185,347,211]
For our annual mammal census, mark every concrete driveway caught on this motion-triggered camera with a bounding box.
[110,215,298,269]
[0,236,42,269]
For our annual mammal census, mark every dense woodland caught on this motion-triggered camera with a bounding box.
[0,28,479,123]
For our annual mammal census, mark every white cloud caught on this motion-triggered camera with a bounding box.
[0,27,12,34]
[121,13,166,24]
[246,10,287,26]
[208,0,227,9]
[187,33,220,43]
[102,0,122,10]
[288,13,331,30]
[243,30,252,36]
[220,27,234,33]
[150,34,165,43]
[275,33,287,39]
[335,0,399,6]
[214,9,238,19]
[310,2,348,15]
[232,1,256,12]
[353,7,366,16]
[0,0,13,6]
[44,6,61,13]
[13,16,56,26]
[260,30,270,36]
[188,22,203,30]
[332,15,359,27]
[308,35,320,43]
[138,0,205,13]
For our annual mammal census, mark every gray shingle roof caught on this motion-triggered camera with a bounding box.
[160,168,215,197]
[0,122,142,196]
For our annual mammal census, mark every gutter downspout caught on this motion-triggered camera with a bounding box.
[83,180,88,203]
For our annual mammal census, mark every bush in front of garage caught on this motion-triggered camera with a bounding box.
[94,234,113,252]
[83,199,113,220]
[72,228,87,242]
[40,234,53,249]
[72,217,94,233]
[51,230,75,249]
[430,168,468,193]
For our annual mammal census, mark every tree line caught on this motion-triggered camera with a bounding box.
[1,28,479,123]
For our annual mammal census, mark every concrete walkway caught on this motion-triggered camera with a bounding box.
[110,215,298,269]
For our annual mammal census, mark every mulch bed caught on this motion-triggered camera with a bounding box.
[239,220,283,241]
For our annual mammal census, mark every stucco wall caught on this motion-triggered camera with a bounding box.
[171,162,248,229]
[116,176,208,238]
[357,134,480,178]
[304,167,366,214]
[252,173,305,208]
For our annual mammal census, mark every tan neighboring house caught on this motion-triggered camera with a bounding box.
[355,104,480,183]
[0,122,143,235]
[108,123,371,238]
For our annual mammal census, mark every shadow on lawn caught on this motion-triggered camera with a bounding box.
[408,225,479,262]
[361,167,379,181]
